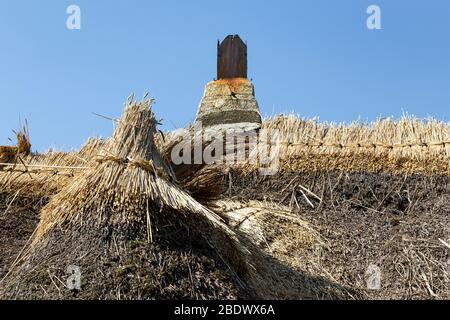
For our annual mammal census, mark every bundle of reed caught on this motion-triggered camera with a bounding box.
[161,125,256,201]
[160,115,450,177]
[159,127,223,201]
[0,98,254,299]
[249,115,450,176]
[177,165,227,201]
[33,99,222,240]
[208,199,353,299]
[0,138,104,197]
[0,129,31,170]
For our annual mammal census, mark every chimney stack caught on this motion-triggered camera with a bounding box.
[195,35,262,129]
[217,35,248,79]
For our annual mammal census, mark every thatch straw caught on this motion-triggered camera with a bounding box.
[1,98,249,300]
[223,169,450,299]
[0,128,31,170]
[3,104,448,299]
[259,115,450,176]
[160,115,449,177]
[208,199,354,299]
[0,138,104,197]
[4,98,354,299]
[34,99,222,241]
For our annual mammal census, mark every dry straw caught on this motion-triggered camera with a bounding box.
[6,102,445,298]
[4,114,448,201]
[0,138,104,196]
[208,199,352,299]
[34,98,224,240]
[247,115,450,176]
[3,98,346,299]
[1,97,251,298]
[0,126,31,170]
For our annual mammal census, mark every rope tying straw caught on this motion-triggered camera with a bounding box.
[0,156,160,176]
[279,140,450,149]
[0,163,88,170]
[94,155,159,176]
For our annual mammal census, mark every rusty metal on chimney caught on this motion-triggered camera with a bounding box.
[217,35,247,80]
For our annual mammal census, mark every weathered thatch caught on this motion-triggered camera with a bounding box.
[6,114,445,203]
[2,101,449,300]
[1,98,356,300]
[0,99,246,299]
[4,113,448,193]
[209,199,354,299]
[34,101,207,239]
[224,169,450,300]
[161,115,450,177]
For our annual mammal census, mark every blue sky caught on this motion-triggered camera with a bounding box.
[0,0,449,151]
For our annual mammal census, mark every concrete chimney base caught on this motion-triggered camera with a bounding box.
[195,78,262,129]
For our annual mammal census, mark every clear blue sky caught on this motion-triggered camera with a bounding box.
[1,0,449,151]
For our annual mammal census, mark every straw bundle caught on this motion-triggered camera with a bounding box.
[34,99,222,240]
[0,138,104,197]
[208,199,353,299]
[259,115,450,176]
[0,98,251,299]
[159,115,449,177]
[2,101,448,299]
[0,130,31,170]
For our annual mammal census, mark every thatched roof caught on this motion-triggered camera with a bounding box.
[0,98,247,299]
[33,99,226,241]
[1,98,449,300]
[257,115,450,176]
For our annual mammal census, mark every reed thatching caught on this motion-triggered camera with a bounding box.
[159,115,450,178]
[260,115,450,176]
[0,126,31,170]
[209,199,354,299]
[1,100,449,300]
[1,98,357,300]
[4,114,447,203]
[226,169,450,299]
[0,98,249,299]
[32,99,228,240]
[0,138,104,197]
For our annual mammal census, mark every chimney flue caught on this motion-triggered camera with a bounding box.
[217,35,247,80]
[196,35,261,129]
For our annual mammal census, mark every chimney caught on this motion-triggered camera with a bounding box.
[217,35,248,79]
[195,35,262,129]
